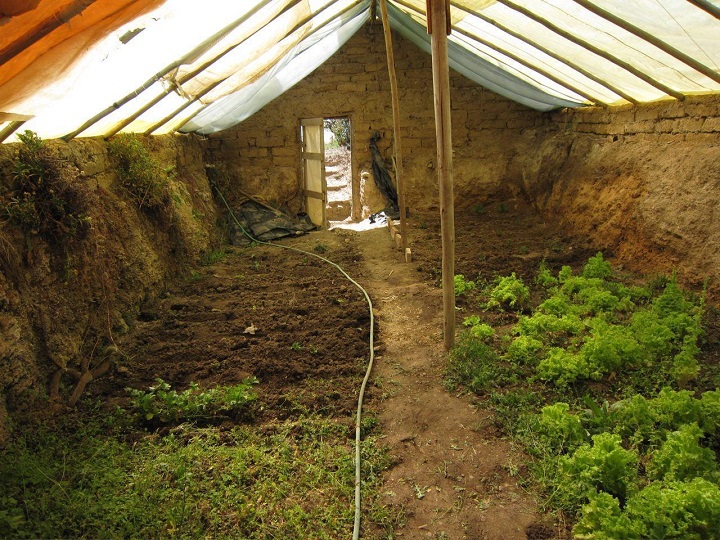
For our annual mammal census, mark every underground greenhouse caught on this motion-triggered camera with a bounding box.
[1,0,720,538]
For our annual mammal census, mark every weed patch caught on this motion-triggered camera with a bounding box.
[108,134,169,210]
[1,130,92,242]
[0,407,394,538]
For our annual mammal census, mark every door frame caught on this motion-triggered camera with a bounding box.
[300,117,327,228]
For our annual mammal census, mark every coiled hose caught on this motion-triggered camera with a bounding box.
[212,186,374,540]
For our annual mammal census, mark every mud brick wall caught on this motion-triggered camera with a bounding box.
[550,95,720,140]
[203,20,551,216]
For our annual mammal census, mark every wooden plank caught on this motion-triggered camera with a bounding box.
[304,189,325,201]
[429,0,456,351]
[300,118,325,126]
[380,0,408,254]
[301,151,324,161]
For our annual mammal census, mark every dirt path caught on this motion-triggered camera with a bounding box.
[356,227,543,539]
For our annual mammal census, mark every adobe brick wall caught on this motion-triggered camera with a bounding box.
[203,20,551,216]
[550,95,720,139]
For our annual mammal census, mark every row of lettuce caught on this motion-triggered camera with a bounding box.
[448,254,719,539]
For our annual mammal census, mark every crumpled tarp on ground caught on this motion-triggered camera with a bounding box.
[229,200,315,245]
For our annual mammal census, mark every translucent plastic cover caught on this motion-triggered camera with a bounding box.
[1,0,719,141]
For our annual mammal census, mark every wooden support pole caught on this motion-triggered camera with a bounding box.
[380,0,408,254]
[0,120,26,143]
[428,0,455,351]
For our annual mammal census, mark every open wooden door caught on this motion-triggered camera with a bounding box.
[301,118,327,228]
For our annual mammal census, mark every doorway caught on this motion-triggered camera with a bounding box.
[323,117,352,224]
[301,117,353,229]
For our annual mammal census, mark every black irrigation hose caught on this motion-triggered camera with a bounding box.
[212,185,375,539]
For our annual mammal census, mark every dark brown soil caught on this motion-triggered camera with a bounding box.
[91,232,371,422]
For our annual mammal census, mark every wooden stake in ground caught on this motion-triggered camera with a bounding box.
[428,0,456,350]
[380,0,408,254]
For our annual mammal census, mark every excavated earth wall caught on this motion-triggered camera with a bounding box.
[0,134,221,441]
[517,95,720,295]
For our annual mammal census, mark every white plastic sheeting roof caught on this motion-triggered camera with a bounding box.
[1,0,719,142]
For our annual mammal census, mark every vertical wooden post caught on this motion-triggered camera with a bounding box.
[379,0,408,253]
[428,0,455,351]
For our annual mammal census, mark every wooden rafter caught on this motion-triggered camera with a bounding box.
[572,0,720,87]
[104,0,304,138]
[687,0,720,20]
[451,2,638,104]
[495,0,686,101]
[396,0,601,104]
[62,0,277,141]
[0,0,97,67]
[153,0,364,135]
[0,120,26,143]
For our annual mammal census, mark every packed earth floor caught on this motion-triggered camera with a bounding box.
[88,201,720,539]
